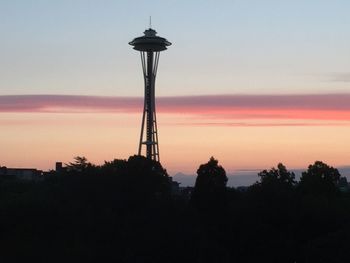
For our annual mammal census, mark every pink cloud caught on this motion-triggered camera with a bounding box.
[158,94,350,110]
[0,95,142,113]
[1,94,350,123]
[175,122,350,127]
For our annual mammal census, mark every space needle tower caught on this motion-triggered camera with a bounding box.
[129,24,171,161]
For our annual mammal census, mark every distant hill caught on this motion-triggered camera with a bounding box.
[173,170,260,187]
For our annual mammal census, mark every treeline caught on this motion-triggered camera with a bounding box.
[0,156,350,263]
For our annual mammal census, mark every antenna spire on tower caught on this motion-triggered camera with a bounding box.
[149,16,152,28]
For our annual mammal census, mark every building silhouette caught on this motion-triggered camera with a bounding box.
[0,167,43,180]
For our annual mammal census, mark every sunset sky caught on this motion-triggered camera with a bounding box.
[1,1,350,183]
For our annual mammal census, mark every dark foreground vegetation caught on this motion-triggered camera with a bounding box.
[1,156,350,263]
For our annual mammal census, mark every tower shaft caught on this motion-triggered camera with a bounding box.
[139,51,160,161]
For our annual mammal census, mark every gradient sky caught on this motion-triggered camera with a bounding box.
[1,1,350,182]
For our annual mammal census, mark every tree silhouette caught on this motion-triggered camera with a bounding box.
[1,156,350,262]
[114,155,171,199]
[66,156,91,172]
[102,159,128,175]
[257,163,296,189]
[299,161,341,197]
[191,157,228,210]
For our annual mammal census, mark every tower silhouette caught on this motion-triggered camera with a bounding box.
[129,27,171,161]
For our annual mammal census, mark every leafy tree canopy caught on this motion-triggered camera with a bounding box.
[103,155,171,198]
[299,161,341,197]
[195,157,228,192]
[192,157,228,210]
[66,156,93,173]
[258,163,296,188]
